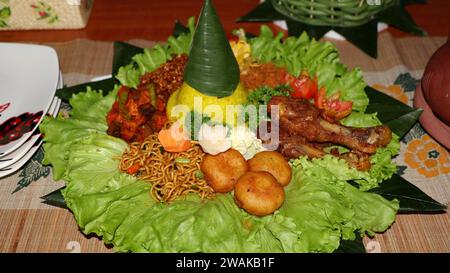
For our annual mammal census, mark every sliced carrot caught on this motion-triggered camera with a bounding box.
[127,163,141,174]
[158,124,191,153]
[167,139,191,152]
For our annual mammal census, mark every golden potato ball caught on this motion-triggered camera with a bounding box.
[248,151,292,187]
[234,171,285,216]
[200,148,248,193]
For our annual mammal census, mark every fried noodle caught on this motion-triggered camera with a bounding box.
[119,133,215,203]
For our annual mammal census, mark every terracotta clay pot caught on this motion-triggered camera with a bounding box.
[414,37,450,149]
[421,37,450,126]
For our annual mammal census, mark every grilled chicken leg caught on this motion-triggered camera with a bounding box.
[268,96,392,154]
[258,121,372,171]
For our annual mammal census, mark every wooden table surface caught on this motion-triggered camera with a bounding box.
[0,0,449,43]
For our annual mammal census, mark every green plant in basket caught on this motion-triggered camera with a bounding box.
[0,0,10,28]
[238,0,427,58]
[272,0,396,27]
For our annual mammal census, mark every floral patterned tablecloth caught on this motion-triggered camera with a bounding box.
[0,33,449,252]
[374,75,449,180]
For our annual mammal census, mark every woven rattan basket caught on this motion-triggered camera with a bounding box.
[0,0,93,30]
[270,0,395,27]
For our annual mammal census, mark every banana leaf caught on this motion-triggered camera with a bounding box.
[173,20,190,38]
[183,0,240,97]
[236,1,286,22]
[378,3,427,36]
[55,77,115,102]
[365,86,423,139]
[333,232,366,253]
[285,20,332,41]
[41,187,67,209]
[369,174,447,213]
[112,41,144,78]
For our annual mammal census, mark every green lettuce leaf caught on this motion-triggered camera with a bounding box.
[326,68,368,112]
[340,112,382,127]
[345,184,399,236]
[40,87,119,180]
[58,131,398,253]
[248,26,369,112]
[69,87,118,121]
[283,157,399,252]
[115,64,141,88]
[366,134,400,188]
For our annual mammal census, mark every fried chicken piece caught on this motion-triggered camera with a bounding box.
[106,55,188,142]
[106,86,155,143]
[268,96,392,154]
[258,120,372,171]
[278,138,326,159]
[280,142,371,171]
[275,132,371,171]
[338,150,372,171]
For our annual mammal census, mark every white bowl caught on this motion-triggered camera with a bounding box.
[0,72,63,171]
[0,43,59,157]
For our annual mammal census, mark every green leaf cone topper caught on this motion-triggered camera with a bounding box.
[184,0,240,97]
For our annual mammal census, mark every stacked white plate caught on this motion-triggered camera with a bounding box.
[0,43,61,178]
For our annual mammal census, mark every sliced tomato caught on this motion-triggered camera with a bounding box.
[281,70,352,120]
[314,87,327,108]
[289,72,318,100]
[323,100,353,121]
[315,89,353,121]
[327,100,353,113]
[324,98,353,121]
